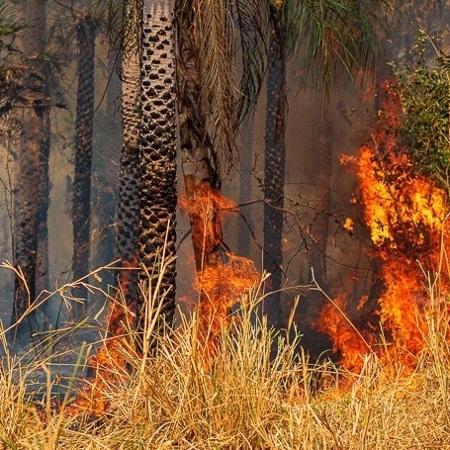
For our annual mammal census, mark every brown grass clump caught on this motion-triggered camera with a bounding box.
[1,269,450,449]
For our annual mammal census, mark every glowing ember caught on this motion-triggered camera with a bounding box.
[343,217,354,233]
[317,90,450,372]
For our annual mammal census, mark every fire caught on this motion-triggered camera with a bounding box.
[343,217,354,233]
[68,187,258,415]
[317,90,450,373]
[195,253,258,343]
[66,264,136,417]
[181,185,258,353]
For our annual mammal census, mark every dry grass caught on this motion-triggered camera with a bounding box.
[1,272,450,449]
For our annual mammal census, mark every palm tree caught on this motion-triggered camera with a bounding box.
[262,0,384,316]
[12,0,50,332]
[138,0,178,328]
[263,7,287,315]
[71,10,97,307]
[176,0,234,272]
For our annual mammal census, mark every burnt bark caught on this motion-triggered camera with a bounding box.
[71,15,97,308]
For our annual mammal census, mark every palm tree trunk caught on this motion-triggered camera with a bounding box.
[263,19,287,319]
[116,0,142,308]
[177,0,223,274]
[72,15,97,307]
[138,0,178,329]
[12,0,49,334]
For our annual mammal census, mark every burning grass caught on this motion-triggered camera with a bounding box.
[1,274,450,449]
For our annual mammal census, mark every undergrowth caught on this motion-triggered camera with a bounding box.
[0,268,450,449]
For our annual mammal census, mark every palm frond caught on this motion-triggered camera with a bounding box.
[234,0,269,122]
[0,0,20,38]
[92,0,124,49]
[179,0,237,173]
[280,0,391,89]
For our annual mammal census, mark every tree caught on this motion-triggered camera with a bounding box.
[176,0,236,273]
[116,0,142,309]
[263,8,287,315]
[12,0,50,334]
[71,9,97,307]
[262,0,384,319]
[309,115,333,290]
[137,0,178,329]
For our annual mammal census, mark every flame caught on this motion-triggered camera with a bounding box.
[317,89,450,373]
[195,253,258,343]
[181,185,258,354]
[66,261,137,417]
[343,217,354,233]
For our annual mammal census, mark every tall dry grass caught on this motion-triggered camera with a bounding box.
[0,265,450,449]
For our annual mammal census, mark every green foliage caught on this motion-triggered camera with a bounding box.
[0,1,19,38]
[393,32,450,187]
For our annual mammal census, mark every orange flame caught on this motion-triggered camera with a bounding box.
[317,89,450,373]
[66,260,137,417]
[181,185,259,355]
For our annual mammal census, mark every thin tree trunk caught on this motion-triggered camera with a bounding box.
[116,0,142,308]
[263,19,287,320]
[309,116,332,289]
[12,0,49,335]
[36,50,52,299]
[35,103,51,329]
[71,15,96,308]
[238,114,254,258]
[138,0,178,330]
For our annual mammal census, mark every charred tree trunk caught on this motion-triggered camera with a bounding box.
[71,15,97,308]
[138,0,178,330]
[263,17,287,318]
[116,0,142,307]
[12,0,49,335]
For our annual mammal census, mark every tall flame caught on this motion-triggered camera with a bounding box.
[317,90,450,372]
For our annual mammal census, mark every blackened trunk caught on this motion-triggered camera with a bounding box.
[12,0,49,335]
[72,16,96,308]
[138,0,178,330]
[263,21,287,317]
